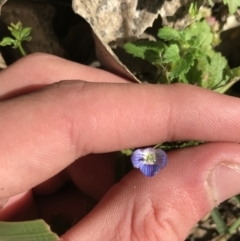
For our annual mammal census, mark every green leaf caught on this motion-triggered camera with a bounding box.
[196,52,228,89]
[157,26,182,42]
[0,220,59,241]
[144,49,161,64]
[185,59,203,85]
[12,43,19,49]
[0,37,14,46]
[183,51,195,68]
[223,0,240,14]
[121,149,133,156]
[10,22,17,29]
[15,21,23,30]
[22,36,32,42]
[169,59,188,80]
[207,52,227,88]
[183,20,213,49]
[163,44,180,63]
[231,66,240,77]
[7,26,13,32]
[20,27,31,39]
[123,12,234,90]
[124,41,164,60]
[168,51,195,81]
[10,29,20,40]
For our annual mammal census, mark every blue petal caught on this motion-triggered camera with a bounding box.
[154,149,168,169]
[131,149,145,168]
[140,163,161,177]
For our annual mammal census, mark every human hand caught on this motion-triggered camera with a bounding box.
[1,53,240,241]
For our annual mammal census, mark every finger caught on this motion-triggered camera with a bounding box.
[0,187,94,226]
[62,143,240,241]
[1,81,240,198]
[33,154,115,201]
[35,185,92,229]
[66,153,116,200]
[0,191,37,221]
[0,53,129,99]
[0,53,127,200]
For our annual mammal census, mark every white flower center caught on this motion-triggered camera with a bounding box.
[145,153,156,164]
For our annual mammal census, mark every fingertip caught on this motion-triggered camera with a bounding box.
[0,191,37,221]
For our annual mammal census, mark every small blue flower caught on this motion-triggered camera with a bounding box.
[131,148,168,177]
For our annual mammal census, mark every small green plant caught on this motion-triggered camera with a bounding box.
[207,0,240,14]
[124,4,240,94]
[222,0,240,14]
[0,21,32,56]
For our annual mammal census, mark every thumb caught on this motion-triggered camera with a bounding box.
[62,142,240,241]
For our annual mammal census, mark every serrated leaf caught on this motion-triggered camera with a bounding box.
[22,36,32,42]
[20,27,31,39]
[200,52,227,89]
[0,37,14,46]
[223,0,240,14]
[178,71,189,84]
[0,220,59,241]
[10,29,20,40]
[179,51,199,84]
[183,20,213,48]
[169,59,189,80]
[207,52,227,88]
[185,59,203,85]
[169,51,195,81]
[163,44,180,63]
[144,49,161,64]
[158,26,182,41]
[183,51,195,68]
[124,41,164,60]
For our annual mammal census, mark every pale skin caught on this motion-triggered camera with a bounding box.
[1,53,240,241]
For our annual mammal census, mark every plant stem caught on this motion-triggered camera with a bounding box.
[215,77,239,94]
[18,42,26,56]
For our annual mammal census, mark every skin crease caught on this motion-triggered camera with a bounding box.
[0,53,240,240]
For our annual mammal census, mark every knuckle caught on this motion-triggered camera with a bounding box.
[126,198,183,241]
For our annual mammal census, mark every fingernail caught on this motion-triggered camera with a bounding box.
[0,198,9,210]
[209,163,240,205]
